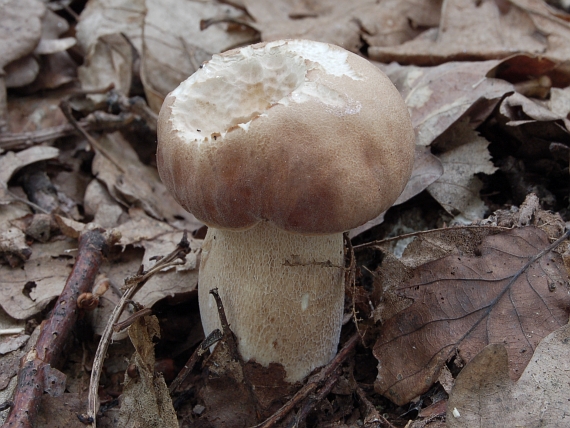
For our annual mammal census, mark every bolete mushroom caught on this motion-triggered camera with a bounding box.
[157,40,414,382]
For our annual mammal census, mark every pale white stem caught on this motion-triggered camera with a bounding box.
[198,221,345,382]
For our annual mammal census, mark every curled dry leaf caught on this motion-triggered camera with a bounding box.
[427,121,497,221]
[373,227,570,406]
[76,0,257,108]
[75,0,145,97]
[378,60,514,147]
[447,323,570,427]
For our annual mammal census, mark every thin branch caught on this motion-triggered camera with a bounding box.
[169,329,223,395]
[0,182,51,214]
[4,229,108,428]
[352,225,512,250]
[59,101,126,173]
[254,332,361,428]
[288,368,341,428]
[112,308,153,332]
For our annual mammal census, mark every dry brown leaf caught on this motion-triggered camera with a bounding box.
[76,0,257,108]
[88,230,200,338]
[427,121,497,221]
[27,9,77,91]
[0,222,31,266]
[396,146,444,205]
[7,92,68,134]
[84,179,125,228]
[369,0,570,65]
[142,0,258,111]
[373,227,570,406]
[447,323,570,427]
[0,335,30,356]
[358,0,442,48]
[244,0,440,56]
[78,33,133,99]
[549,86,570,131]
[118,315,178,428]
[75,0,145,52]
[0,0,45,71]
[75,0,145,97]
[244,0,370,51]
[91,132,202,231]
[378,60,514,147]
[133,232,200,310]
[0,238,75,319]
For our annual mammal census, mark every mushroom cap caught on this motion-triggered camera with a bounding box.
[157,40,415,234]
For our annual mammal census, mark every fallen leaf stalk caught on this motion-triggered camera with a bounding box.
[4,229,107,428]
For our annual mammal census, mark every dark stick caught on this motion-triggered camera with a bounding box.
[209,288,240,361]
[169,329,223,395]
[4,229,107,428]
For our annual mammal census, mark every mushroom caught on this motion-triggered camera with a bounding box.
[157,40,415,382]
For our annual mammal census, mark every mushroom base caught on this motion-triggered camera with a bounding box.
[198,222,345,383]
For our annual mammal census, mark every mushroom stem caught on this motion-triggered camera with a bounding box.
[198,221,345,382]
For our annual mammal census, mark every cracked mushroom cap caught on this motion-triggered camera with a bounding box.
[157,40,415,234]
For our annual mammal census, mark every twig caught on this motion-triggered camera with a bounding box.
[0,113,134,151]
[352,225,513,250]
[0,182,51,214]
[59,100,126,173]
[112,308,153,332]
[84,232,191,427]
[169,329,223,395]
[288,368,341,428]
[209,288,240,361]
[254,332,361,428]
[4,229,108,428]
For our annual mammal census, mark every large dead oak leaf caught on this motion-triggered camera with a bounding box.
[373,227,570,405]
[447,324,570,427]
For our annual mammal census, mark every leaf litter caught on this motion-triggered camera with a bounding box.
[0,0,570,426]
